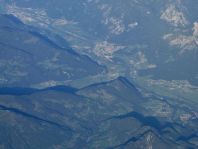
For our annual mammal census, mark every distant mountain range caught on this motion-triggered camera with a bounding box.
[0,1,198,149]
[0,77,197,149]
[0,14,105,88]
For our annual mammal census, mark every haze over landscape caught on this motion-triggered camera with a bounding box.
[0,0,198,149]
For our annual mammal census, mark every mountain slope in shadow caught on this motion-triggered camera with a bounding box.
[0,77,197,149]
[0,14,105,88]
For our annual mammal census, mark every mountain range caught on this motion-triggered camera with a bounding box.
[0,1,198,149]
